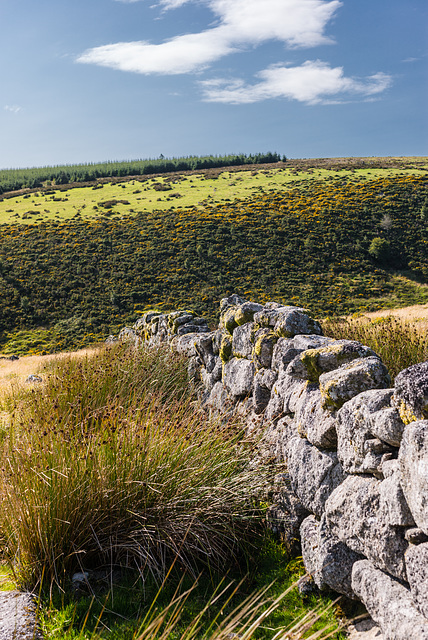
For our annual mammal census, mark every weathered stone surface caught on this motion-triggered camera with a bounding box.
[118,327,139,345]
[325,475,408,580]
[205,381,231,415]
[223,358,255,399]
[271,335,334,375]
[187,356,202,386]
[285,437,344,517]
[219,294,245,315]
[267,472,309,552]
[252,330,277,369]
[287,341,378,382]
[212,329,223,355]
[405,542,428,618]
[0,591,39,640]
[261,415,296,461]
[398,420,428,535]
[379,460,415,527]
[171,333,201,357]
[264,374,306,421]
[274,309,322,338]
[253,368,277,414]
[319,357,390,411]
[219,333,233,363]
[294,385,337,449]
[254,305,299,328]
[193,332,214,361]
[232,322,254,359]
[352,560,428,640]
[200,358,222,393]
[177,322,209,335]
[300,515,362,598]
[405,528,428,544]
[235,301,264,326]
[393,361,428,424]
[337,390,399,476]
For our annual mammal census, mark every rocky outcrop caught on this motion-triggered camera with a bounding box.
[117,294,428,639]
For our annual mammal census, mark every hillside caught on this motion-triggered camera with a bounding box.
[0,156,427,354]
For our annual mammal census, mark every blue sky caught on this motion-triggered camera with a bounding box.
[1,0,427,168]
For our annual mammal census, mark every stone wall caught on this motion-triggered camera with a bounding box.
[118,295,428,640]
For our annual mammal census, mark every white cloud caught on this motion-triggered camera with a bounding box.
[77,0,342,74]
[4,105,22,114]
[200,61,392,104]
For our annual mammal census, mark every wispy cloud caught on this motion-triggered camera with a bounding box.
[4,105,22,114]
[77,0,392,104]
[200,62,392,104]
[77,0,342,74]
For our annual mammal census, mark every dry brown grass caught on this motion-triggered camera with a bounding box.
[0,347,99,394]
[351,303,428,329]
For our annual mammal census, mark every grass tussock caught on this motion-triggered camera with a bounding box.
[322,315,428,380]
[0,343,267,590]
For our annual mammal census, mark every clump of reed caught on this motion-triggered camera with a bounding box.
[0,343,267,590]
[322,315,428,380]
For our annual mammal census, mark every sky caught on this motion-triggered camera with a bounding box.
[1,0,427,169]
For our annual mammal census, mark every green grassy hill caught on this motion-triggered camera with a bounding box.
[0,156,427,354]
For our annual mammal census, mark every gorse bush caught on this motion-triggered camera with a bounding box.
[0,344,268,590]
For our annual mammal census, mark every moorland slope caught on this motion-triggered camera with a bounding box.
[0,156,427,354]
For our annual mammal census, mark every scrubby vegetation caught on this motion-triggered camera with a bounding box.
[0,343,348,639]
[0,167,427,354]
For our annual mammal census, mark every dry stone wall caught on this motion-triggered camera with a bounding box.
[117,295,428,640]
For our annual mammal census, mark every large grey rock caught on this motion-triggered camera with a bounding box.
[232,322,254,359]
[294,385,337,449]
[325,475,408,580]
[300,515,362,598]
[254,305,301,328]
[405,542,428,618]
[398,420,428,535]
[287,340,377,382]
[337,390,400,476]
[176,322,209,335]
[379,460,415,527]
[271,335,334,375]
[267,472,309,553]
[205,381,231,415]
[0,591,39,640]
[171,333,202,357]
[200,358,223,393]
[275,310,322,338]
[253,368,277,414]
[220,294,245,315]
[234,301,264,325]
[264,374,306,422]
[285,437,344,517]
[393,361,428,424]
[223,357,255,399]
[319,357,390,411]
[252,330,277,369]
[261,415,296,462]
[352,560,428,640]
[253,305,322,337]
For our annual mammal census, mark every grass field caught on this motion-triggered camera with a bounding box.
[1,158,427,226]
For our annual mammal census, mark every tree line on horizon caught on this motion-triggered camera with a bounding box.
[0,152,284,195]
